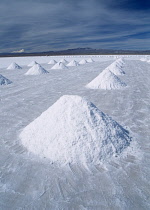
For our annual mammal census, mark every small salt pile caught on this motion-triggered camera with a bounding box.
[87,58,94,63]
[25,64,49,75]
[28,61,38,67]
[7,62,22,70]
[67,60,79,66]
[0,74,12,85]
[59,59,68,64]
[79,59,87,64]
[51,62,68,70]
[86,69,127,90]
[48,60,57,64]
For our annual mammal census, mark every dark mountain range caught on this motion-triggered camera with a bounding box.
[0,48,150,57]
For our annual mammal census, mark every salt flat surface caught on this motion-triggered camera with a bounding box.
[0,55,150,209]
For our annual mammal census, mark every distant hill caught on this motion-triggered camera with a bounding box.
[0,48,150,57]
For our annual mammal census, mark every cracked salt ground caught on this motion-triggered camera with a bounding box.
[0,55,150,209]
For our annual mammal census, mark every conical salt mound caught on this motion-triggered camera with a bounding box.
[79,59,87,65]
[28,61,38,67]
[116,58,125,65]
[115,59,124,68]
[0,74,12,85]
[106,62,125,75]
[7,62,22,70]
[25,64,49,75]
[86,69,127,90]
[114,62,124,69]
[66,60,79,66]
[20,95,131,165]
[48,59,57,64]
[87,58,94,63]
[51,62,68,70]
[59,59,68,64]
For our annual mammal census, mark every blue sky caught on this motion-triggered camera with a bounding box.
[0,0,150,52]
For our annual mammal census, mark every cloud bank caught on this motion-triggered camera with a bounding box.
[0,0,150,52]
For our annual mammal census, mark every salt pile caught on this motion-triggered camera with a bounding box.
[67,60,79,66]
[20,95,131,165]
[48,59,57,64]
[115,59,125,68]
[87,58,94,63]
[28,61,38,67]
[106,62,125,75]
[86,69,127,90]
[51,62,68,70]
[25,64,49,75]
[79,59,87,64]
[116,58,125,65]
[59,59,68,64]
[0,74,12,85]
[7,62,22,70]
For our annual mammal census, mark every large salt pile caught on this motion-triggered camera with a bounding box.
[59,58,68,64]
[7,62,22,70]
[79,59,87,64]
[25,64,49,75]
[48,59,57,64]
[28,61,38,67]
[87,58,94,63]
[51,62,68,70]
[67,60,79,66]
[86,69,127,90]
[0,74,12,85]
[106,62,125,75]
[115,59,125,68]
[20,95,131,165]
[116,58,125,65]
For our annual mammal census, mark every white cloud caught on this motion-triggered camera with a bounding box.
[0,0,149,52]
[12,49,25,53]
